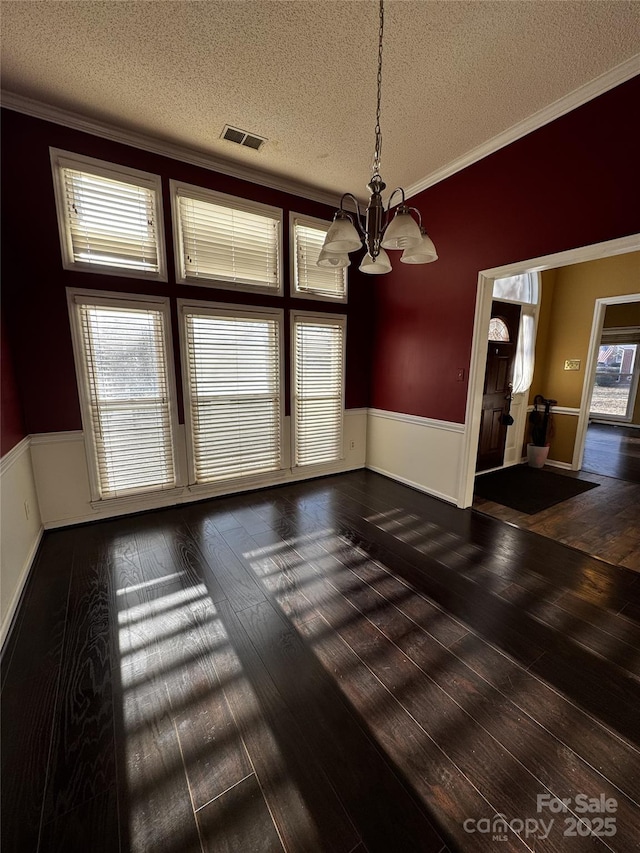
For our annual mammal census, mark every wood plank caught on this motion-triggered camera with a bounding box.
[303,545,640,851]
[213,598,361,853]
[236,598,446,852]
[288,558,611,852]
[185,520,266,612]
[151,589,253,811]
[162,522,227,603]
[342,470,639,595]
[39,786,120,853]
[1,528,75,689]
[294,615,525,853]
[42,527,116,823]
[301,489,640,740]
[196,774,284,853]
[448,632,640,800]
[115,671,202,853]
[303,527,640,799]
[0,668,60,853]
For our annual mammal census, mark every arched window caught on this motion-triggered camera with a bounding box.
[488,317,510,342]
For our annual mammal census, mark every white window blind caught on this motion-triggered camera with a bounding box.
[51,149,164,276]
[293,217,347,300]
[73,299,176,499]
[293,314,346,466]
[183,307,282,483]
[173,184,281,291]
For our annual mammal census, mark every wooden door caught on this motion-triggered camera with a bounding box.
[476,301,521,472]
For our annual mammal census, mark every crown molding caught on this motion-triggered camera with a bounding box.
[405,54,640,200]
[0,91,341,209]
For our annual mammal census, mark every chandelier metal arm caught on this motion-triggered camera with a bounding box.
[339,192,365,234]
[385,187,406,213]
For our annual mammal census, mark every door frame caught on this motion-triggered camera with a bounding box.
[574,295,640,469]
[457,233,640,508]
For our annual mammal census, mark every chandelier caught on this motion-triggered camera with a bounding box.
[318,0,438,275]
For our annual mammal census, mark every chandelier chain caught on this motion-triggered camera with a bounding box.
[372,0,384,176]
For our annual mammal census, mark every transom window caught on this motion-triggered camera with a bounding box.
[493,273,538,304]
[171,181,282,294]
[51,149,166,281]
[291,214,347,302]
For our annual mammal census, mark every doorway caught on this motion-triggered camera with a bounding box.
[458,234,640,509]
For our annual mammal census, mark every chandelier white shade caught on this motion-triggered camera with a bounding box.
[319,0,437,277]
[400,229,438,264]
[317,246,350,268]
[359,248,392,275]
[380,206,423,250]
[323,213,362,253]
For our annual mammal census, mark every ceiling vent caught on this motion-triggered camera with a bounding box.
[221,125,267,151]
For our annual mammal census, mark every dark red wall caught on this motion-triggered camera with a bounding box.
[0,110,373,440]
[1,313,26,456]
[371,75,640,424]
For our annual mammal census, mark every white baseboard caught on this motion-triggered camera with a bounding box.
[1,526,43,649]
[544,459,573,470]
[42,462,367,529]
[590,419,640,429]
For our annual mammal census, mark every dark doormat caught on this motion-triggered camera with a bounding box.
[474,465,599,514]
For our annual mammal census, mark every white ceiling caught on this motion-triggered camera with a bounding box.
[2,1,640,202]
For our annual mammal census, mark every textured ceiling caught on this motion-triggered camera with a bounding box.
[2,1,640,201]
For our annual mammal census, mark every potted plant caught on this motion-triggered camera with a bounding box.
[527,394,556,468]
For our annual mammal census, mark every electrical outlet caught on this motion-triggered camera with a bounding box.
[24,500,30,520]
[350,440,355,450]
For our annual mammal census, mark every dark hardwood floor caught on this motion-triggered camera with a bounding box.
[2,470,640,852]
[583,423,640,483]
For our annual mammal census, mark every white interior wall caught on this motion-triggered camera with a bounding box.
[0,439,43,644]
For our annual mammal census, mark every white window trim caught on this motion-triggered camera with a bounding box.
[177,298,286,486]
[51,148,168,282]
[290,309,347,469]
[289,212,348,303]
[66,287,182,501]
[170,180,284,296]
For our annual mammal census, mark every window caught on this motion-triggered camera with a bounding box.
[488,317,510,342]
[68,290,178,500]
[51,149,166,280]
[290,213,347,301]
[171,181,282,294]
[493,273,538,304]
[492,273,540,395]
[180,302,283,483]
[292,312,346,467]
[591,328,640,421]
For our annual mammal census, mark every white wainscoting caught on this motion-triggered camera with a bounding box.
[366,408,464,504]
[29,409,368,529]
[0,437,43,646]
